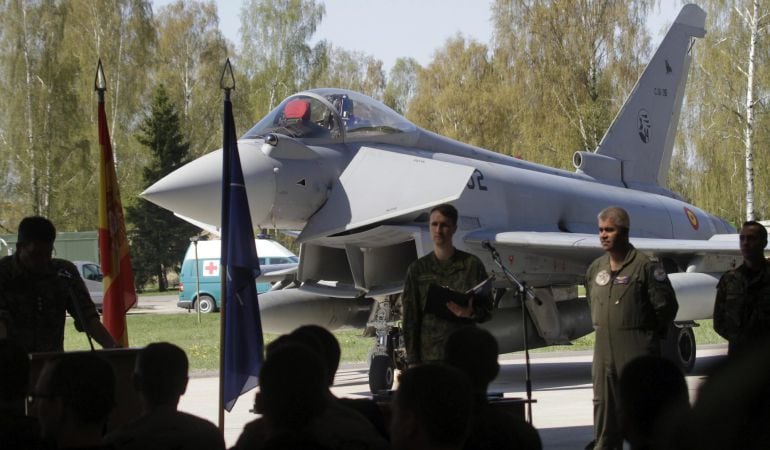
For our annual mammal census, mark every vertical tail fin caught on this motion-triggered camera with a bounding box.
[573,4,706,190]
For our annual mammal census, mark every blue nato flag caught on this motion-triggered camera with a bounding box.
[221,88,264,412]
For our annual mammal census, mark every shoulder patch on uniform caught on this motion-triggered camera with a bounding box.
[595,270,610,286]
[653,267,668,282]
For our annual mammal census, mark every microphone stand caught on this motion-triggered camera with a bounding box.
[59,269,95,351]
[482,241,536,424]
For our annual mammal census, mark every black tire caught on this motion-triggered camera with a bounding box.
[663,325,696,373]
[369,354,394,394]
[197,295,217,314]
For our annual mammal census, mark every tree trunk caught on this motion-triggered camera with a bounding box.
[20,2,39,214]
[158,264,168,292]
[744,0,759,221]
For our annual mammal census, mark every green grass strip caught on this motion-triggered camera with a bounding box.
[64,315,725,372]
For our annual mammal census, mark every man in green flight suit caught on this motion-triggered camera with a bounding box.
[713,220,770,358]
[585,206,678,450]
[401,204,493,366]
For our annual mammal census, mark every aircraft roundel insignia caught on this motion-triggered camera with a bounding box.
[684,207,699,230]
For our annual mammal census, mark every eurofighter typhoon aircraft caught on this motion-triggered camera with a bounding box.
[144,4,740,390]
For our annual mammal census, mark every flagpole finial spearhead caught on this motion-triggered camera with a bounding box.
[220,58,236,98]
[95,59,107,101]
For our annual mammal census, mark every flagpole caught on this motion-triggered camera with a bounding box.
[218,57,264,427]
[95,58,136,348]
[218,59,235,432]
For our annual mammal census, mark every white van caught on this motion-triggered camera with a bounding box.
[72,261,104,309]
[177,237,298,313]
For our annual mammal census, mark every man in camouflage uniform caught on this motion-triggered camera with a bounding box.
[401,204,492,366]
[585,206,678,450]
[0,216,118,353]
[713,220,770,358]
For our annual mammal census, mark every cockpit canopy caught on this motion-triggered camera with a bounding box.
[242,88,417,141]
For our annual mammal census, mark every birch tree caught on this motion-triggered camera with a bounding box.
[239,0,326,121]
[672,0,770,225]
[384,57,421,115]
[310,46,386,100]
[740,0,764,220]
[154,0,228,157]
[488,0,656,168]
[0,0,155,230]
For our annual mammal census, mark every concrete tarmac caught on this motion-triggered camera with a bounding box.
[177,344,728,449]
[128,294,181,314]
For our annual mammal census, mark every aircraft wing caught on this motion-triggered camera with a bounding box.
[297,147,475,243]
[257,264,298,283]
[465,231,741,270]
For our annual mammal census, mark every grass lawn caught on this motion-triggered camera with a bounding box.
[136,287,179,297]
[64,314,726,372]
[538,319,726,352]
[63,314,372,372]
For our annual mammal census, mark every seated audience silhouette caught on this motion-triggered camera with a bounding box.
[618,355,690,450]
[234,331,389,450]
[0,338,41,449]
[684,337,770,450]
[32,352,116,449]
[234,342,330,450]
[444,326,542,450]
[390,363,474,450]
[105,342,224,450]
[290,325,389,440]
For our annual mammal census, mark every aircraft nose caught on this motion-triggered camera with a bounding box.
[141,140,276,229]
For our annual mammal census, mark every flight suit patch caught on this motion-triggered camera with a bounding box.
[613,276,630,285]
[653,267,668,282]
[595,270,610,286]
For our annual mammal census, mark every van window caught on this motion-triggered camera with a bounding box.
[82,263,103,281]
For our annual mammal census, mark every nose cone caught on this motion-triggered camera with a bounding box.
[141,140,276,229]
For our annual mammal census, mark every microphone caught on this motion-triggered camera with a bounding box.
[481,240,499,258]
[57,266,95,351]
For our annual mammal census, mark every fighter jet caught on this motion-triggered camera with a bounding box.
[144,4,739,390]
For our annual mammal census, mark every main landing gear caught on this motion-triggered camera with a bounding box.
[663,322,697,373]
[367,295,407,393]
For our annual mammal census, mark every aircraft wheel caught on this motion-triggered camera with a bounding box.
[197,295,217,314]
[369,354,394,394]
[664,324,696,373]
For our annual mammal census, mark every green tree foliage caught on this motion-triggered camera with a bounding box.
[409,0,656,169]
[126,86,199,291]
[409,35,507,151]
[0,0,155,232]
[65,0,156,207]
[0,1,90,229]
[672,0,770,225]
[154,0,229,158]
[383,57,421,115]
[503,0,656,167]
[239,0,326,121]
[311,45,386,99]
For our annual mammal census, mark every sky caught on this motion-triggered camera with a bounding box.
[154,0,682,74]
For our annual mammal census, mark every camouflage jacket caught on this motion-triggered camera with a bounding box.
[0,255,99,353]
[714,261,770,353]
[401,249,492,364]
[585,246,678,337]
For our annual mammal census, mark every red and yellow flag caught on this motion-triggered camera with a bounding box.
[97,65,137,347]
